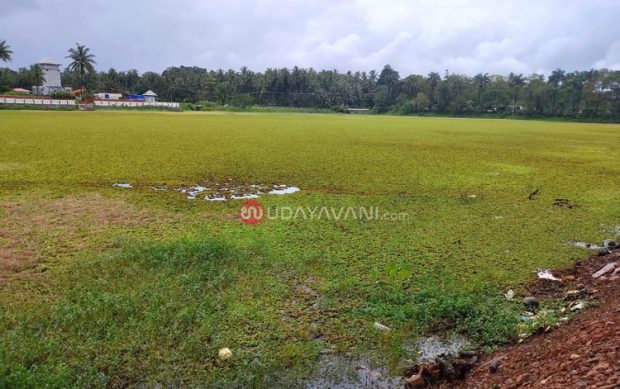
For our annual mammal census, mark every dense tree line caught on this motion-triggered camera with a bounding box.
[1,62,619,119]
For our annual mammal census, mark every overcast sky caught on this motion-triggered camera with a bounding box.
[1,0,619,76]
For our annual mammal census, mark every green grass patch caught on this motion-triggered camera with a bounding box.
[0,111,618,386]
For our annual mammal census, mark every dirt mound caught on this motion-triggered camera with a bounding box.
[442,250,619,389]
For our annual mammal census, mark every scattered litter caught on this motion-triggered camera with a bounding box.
[523,296,539,308]
[564,290,582,299]
[570,302,585,311]
[168,181,300,201]
[603,239,617,249]
[373,322,391,331]
[592,262,617,279]
[185,185,208,200]
[112,183,133,188]
[467,194,477,199]
[537,269,562,282]
[504,289,514,300]
[405,367,426,387]
[403,344,477,387]
[598,248,611,256]
[218,347,232,360]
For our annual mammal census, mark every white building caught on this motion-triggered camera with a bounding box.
[94,92,123,100]
[143,90,158,103]
[32,57,68,95]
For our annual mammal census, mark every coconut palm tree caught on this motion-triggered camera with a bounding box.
[508,72,526,113]
[66,43,96,90]
[473,73,490,112]
[548,68,566,115]
[0,40,12,62]
[427,72,441,111]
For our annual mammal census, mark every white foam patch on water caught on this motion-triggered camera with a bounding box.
[113,183,133,188]
[269,186,300,195]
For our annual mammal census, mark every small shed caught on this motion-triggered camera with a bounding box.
[143,90,158,103]
[94,92,122,100]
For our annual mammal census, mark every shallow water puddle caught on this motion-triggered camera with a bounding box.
[111,181,300,201]
[173,182,300,201]
[404,334,470,362]
[305,355,402,389]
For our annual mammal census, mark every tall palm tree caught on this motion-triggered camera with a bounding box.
[0,40,12,62]
[508,72,526,113]
[66,43,96,91]
[473,73,490,112]
[547,68,566,115]
[427,72,441,111]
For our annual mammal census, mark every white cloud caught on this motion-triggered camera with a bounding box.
[0,0,618,75]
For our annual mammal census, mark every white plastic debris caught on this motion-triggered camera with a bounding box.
[218,347,232,360]
[373,322,391,331]
[570,302,584,311]
[573,241,602,250]
[537,269,562,282]
[112,183,133,188]
[504,289,514,300]
[269,186,300,195]
[592,262,617,279]
[205,195,227,202]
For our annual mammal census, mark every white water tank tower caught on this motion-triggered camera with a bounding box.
[33,57,66,95]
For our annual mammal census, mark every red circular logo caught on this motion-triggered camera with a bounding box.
[239,200,264,225]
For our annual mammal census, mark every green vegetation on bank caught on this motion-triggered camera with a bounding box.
[0,111,619,386]
[2,63,619,121]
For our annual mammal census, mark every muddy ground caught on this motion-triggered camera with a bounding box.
[439,249,619,389]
